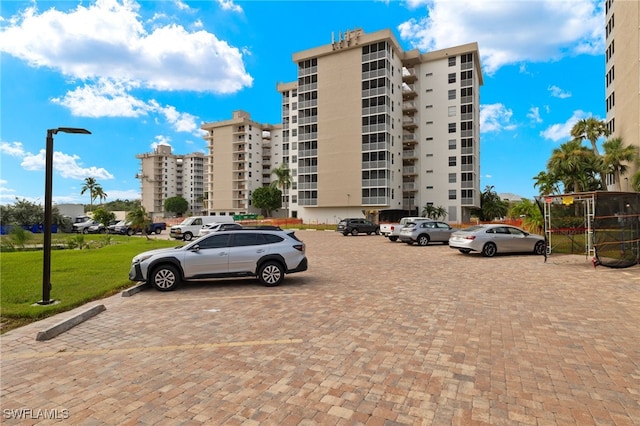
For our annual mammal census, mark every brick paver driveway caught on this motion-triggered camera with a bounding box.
[1,230,639,425]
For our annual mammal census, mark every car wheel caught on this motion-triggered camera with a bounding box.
[127,228,134,236]
[366,232,372,235]
[155,228,162,235]
[99,228,106,234]
[258,261,284,287]
[150,264,180,291]
[342,232,349,236]
[351,228,358,236]
[389,236,398,242]
[375,228,380,235]
[183,232,193,241]
[534,241,546,255]
[417,234,430,246]
[482,243,497,257]
[459,249,471,254]
[82,228,89,234]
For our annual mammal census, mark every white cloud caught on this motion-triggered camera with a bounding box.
[22,150,115,180]
[540,110,589,142]
[1,139,114,181]
[0,0,253,93]
[0,141,26,157]
[52,79,200,133]
[548,85,572,99]
[480,103,516,133]
[217,0,243,13]
[398,0,604,74]
[151,135,172,150]
[527,107,542,124]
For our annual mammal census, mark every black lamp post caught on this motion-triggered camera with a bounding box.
[38,127,91,306]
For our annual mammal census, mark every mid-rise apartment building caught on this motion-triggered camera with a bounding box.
[201,111,281,217]
[201,28,482,223]
[605,0,640,190]
[136,144,207,218]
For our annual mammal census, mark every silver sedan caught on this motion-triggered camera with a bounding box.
[449,224,546,257]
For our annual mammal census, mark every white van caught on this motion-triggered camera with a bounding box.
[169,216,234,241]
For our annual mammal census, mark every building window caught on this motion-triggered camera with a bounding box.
[449,190,457,200]
[448,90,456,100]
[448,139,456,149]
[448,156,457,166]
[448,106,456,117]
[448,123,456,133]
[449,173,457,183]
[448,73,456,83]
[448,56,456,66]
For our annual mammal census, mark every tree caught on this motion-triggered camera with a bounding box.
[126,205,152,240]
[507,198,543,234]
[252,186,282,217]
[421,204,447,220]
[81,177,106,211]
[474,186,508,221]
[8,198,43,226]
[271,164,291,218]
[547,139,601,193]
[602,137,639,191]
[570,117,610,188]
[532,171,560,196]
[92,207,116,230]
[164,196,189,217]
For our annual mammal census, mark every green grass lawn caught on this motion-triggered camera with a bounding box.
[0,234,177,333]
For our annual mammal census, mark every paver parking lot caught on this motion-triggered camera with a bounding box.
[1,230,639,425]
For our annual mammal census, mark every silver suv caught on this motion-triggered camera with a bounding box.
[129,229,307,291]
[398,220,456,246]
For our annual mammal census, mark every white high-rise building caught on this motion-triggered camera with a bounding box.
[136,144,207,218]
[202,29,483,223]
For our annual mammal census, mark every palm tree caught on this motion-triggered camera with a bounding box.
[126,205,151,240]
[507,198,543,234]
[602,137,639,191]
[632,170,640,192]
[475,185,508,221]
[271,164,291,218]
[80,177,106,211]
[547,139,599,193]
[570,117,610,188]
[422,204,447,220]
[533,171,560,195]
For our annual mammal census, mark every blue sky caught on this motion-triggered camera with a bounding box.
[0,0,606,206]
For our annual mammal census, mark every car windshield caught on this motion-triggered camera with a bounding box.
[460,225,485,232]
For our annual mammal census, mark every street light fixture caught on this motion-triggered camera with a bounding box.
[38,127,91,306]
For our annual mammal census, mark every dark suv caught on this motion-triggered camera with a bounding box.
[336,218,380,236]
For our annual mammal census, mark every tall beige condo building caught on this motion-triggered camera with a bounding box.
[202,29,483,223]
[605,0,640,190]
[136,144,207,218]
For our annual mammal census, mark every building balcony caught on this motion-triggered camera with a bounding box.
[403,182,418,191]
[402,100,417,112]
[402,83,417,98]
[402,67,417,83]
[402,116,418,129]
[402,133,417,144]
[402,150,417,160]
[403,166,418,175]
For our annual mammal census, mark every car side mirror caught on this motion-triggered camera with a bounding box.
[190,244,200,252]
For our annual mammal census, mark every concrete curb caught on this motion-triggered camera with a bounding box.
[35,304,106,341]
[121,282,148,297]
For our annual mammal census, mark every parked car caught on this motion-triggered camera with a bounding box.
[198,222,243,237]
[380,216,430,242]
[449,224,546,257]
[72,219,99,234]
[112,221,167,236]
[129,228,308,291]
[108,220,126,234]
[87,223,107,234]
[398,220,456,246]
[336,218,380,236]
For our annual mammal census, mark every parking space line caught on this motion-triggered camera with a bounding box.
[3,338,304,360]
[132,293,308,303]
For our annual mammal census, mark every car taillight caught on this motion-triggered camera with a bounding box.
[390,226,395,231]
[293,244,305,252]
[464,236,476,240]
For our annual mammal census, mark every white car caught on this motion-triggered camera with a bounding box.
[449,224,546,257]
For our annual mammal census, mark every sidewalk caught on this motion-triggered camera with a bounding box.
[2,230,639,425]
